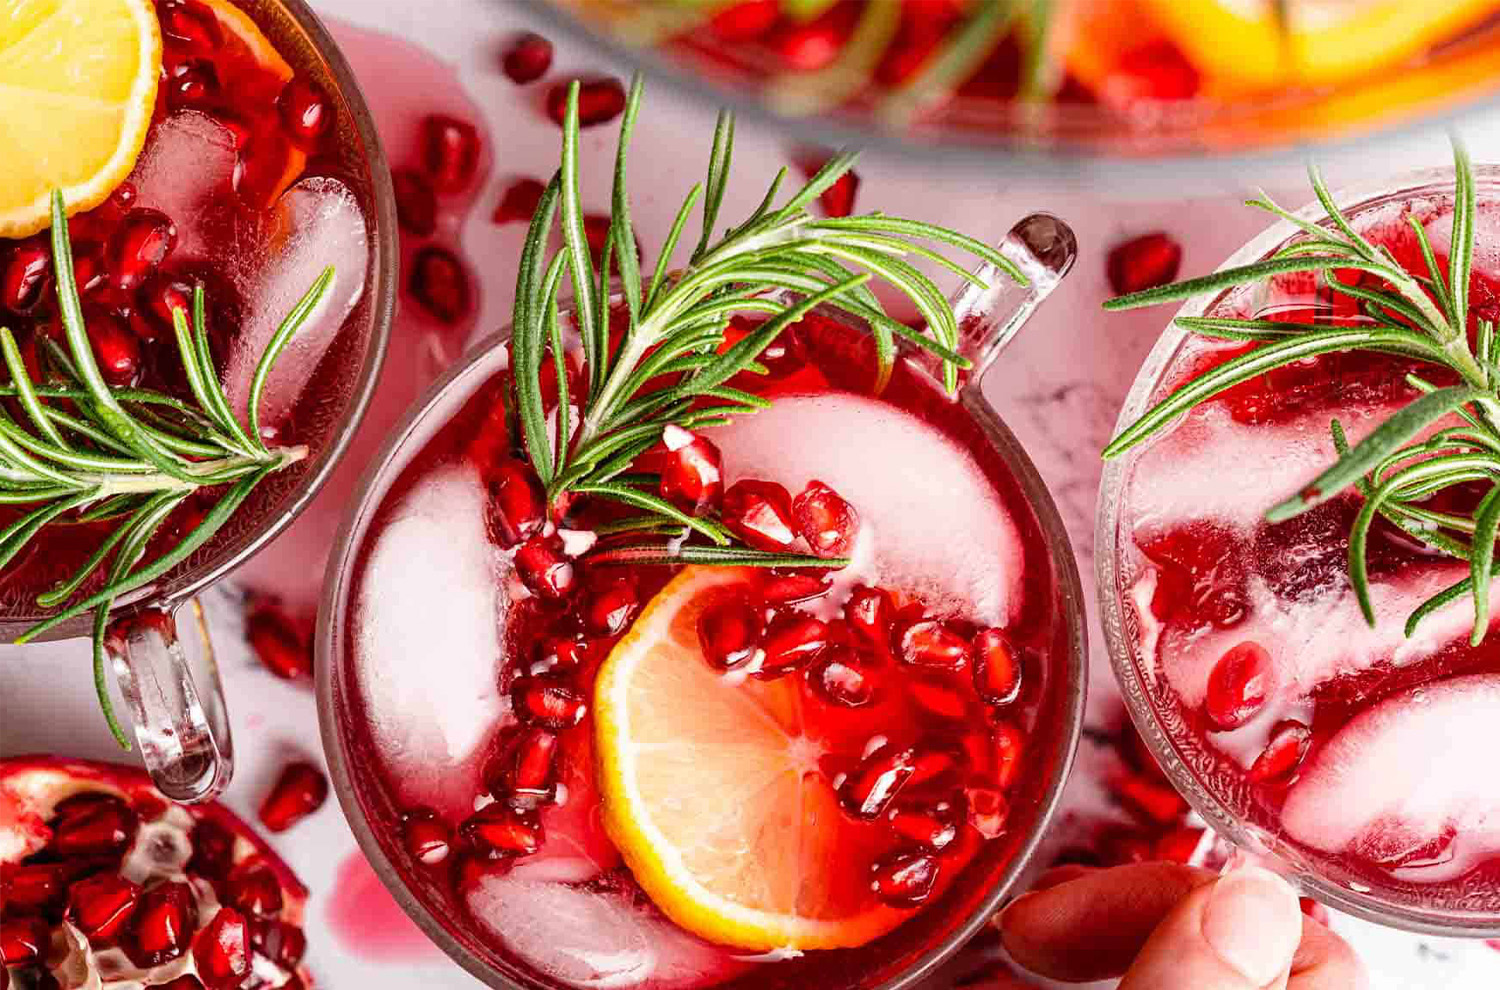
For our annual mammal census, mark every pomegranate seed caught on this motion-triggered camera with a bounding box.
[486,725,560,807]
[511,676,588,728]
[135,273,193,340]
[483,459,545,548]
[502,32,553,84]
[167,58,218,107]
[0,918,47,965]
[761,570,832,605]
[108,208,176,291]
[844,585,894,651]
[243,603,309,679]
[966,786,1008,838]
[161,0,221,50]
[154,976,206,990]
[514,535,577,600]
[72,240,106,296]
[461,805,543,858]
[909,678,970,721]
[1113,39,1200,103]
[584,581,639,636]
[392,168,437,237]
[277,78,331,149]
[1154,825,1207,864]
[2,239,49,313]
[409,245,470,324]
[697,591,764,670]
[799,159,859,218]
[249,917,307,969]
[224,862,283,918]
[906,746,960,791]
[971,628,1022,705]
[792,480,857,556]
[1106,232,1182,296]
[1111,770,1188,825]
[493,177,546,226]
[532,633,593,674]
[1247,720,1313,783]
[887,805,958,851]
[258,761,328,833]
[124,880,198,967]
[748,318,808,379]
[420,114,481,193]
[193,907,250,989]
[721,480,798,551]
[896,618,970,672]
[1205,641,1273,730]
[50,792,137,858]
[710,0,779,40]
[989,718,1024,789]
[757,611,829,678]
[811,649,876,707]
[83,311,142,388]
[188,818,236,880]
[401,809,453,867]
[545,77,626,128]
[780,23,842,72]
[841,745,917,819]
[109,182,137,213]
[871,852,938,907]
[658,426,723,516]
[66,873,141,944]
[1,864,65,915]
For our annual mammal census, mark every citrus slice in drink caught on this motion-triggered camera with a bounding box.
[0,0,161,237]
[594,566,907,951]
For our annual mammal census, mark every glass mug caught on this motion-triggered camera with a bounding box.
[1098,167,1500,936]
[1,0,397,804]
[316,213,1087,989]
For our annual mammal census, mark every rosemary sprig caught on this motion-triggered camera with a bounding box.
[510,74,1021,568]
[6,191,328,745]
[1104,137,1500,644]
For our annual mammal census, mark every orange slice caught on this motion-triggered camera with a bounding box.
[594,566,906,951]
[0,0,161,237]
[1280,0,1499,85]
[197,0,292,84]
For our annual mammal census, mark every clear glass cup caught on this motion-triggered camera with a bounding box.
[0,0,397,804]
[1097,166,1500,936]
[317,214,1088,988]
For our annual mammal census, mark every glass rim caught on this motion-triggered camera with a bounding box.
[316,317,1090,990]
[1094,163,1500,938]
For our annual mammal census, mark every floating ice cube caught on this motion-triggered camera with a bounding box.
[223,175,369,430]
[356,465,503,815]
[711,393,1022,626]
[128,110,238,260]
[1282,673,1500,881]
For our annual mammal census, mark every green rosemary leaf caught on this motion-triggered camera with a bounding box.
[1468,484,1500,643]
[1407,577,1473,637]
[590,543,847,569]
[246,266,334,450]
[548,278,571,473]
[560,84,601,399]
[0,487,72,504]
[573,482,732,545]
[592,515,688,538]
[91,595,129,748]
[0,405,84,489]
[0,416,154,474]
[519,251,567,483]
[0,329,65,449]
[1409,215,1456,327]
[76,493,151,523]
[811,216,1023,285]
[1103,255,1400,312]
[735,166,788,239]
[612,75,646,326]
[1245,190,1334,243]
[694,109,735,262]
[1480,319,1496,368]
[771,149,860,226]
[190,285,256,455]
[1267,385,1490,523]
[170,306,225,443]
[0,490,95,574]
[1309,163,1380,261]
[1322,269,1430,330]
[647,183,703,309]
[1451,137,1476,337]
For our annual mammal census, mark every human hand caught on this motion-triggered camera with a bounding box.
[997,862,1368,989]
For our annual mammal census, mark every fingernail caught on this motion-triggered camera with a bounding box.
[1201,866,1302,986]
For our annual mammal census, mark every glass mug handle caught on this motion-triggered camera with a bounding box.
[106,599,234,803]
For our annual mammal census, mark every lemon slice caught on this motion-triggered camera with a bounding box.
[0,0,161,237]
[594,566,907,951]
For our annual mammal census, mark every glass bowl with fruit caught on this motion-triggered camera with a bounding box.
[0,0,396,802]
[317,77,1086,990]
[1098,142,1500,935]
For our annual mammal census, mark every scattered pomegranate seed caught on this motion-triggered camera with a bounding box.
[1,864,65,915]
[124,880,198,967]
[811,649,875,707]
[757,612,829,678]
[85,311,142,387]
[990,718,1024,789]
[492,177,546,226]
[66,873,141,944]
[160,0,222,50]
[2,238,49,313]
[584,581,639,636]
[545,77,626,128]
[483,459,546,548]
[971,628,1022,705]
[249,917,307,969]
[277,78,331,149]
[1205,641,1273,730]
[461,805,543,858]
[515,535,577,600]
[779,23,842,72]
[842,745,917,819]
[532,633,593,675]
[392,168,437,237]
[0,917,47,965]
[193,907,251,990]
[188,818,236,880]
[511,676,588,729]
[136,273,192,339]
[844,585,894,652]
[108,208,177,291]
[409,245,470,324]
[792,480,857,556]
[887,807,957,851]
[721,479,798,551]
[224,861,283,918]
[1154,825,1207,864]
[697,592,764,670]
[502,32,553,84]
[258,761,328,833]
[871,851,938,906]
[896,618,970,672]
[966,786,1008,839]
[72,240,106,296]
[761,570,831,605]
[658,426,723,516]
[1247,720,1312,783]
[244,603,311,680]
[401,809,454,867]
[49,792,137,858]
[420,114,482,193]
[1106,232,1182,296]
[167,58,218,108]
[487,725,561,808]
[1112,770,1188,825]
[711,0,779,40]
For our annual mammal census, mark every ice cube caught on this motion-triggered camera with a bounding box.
[466,876,738,989]
[711,393,1023,626]
[1282,673,1500,881]
[128,111,238,260]
[356,465,504,815]
[223,175,369,430]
